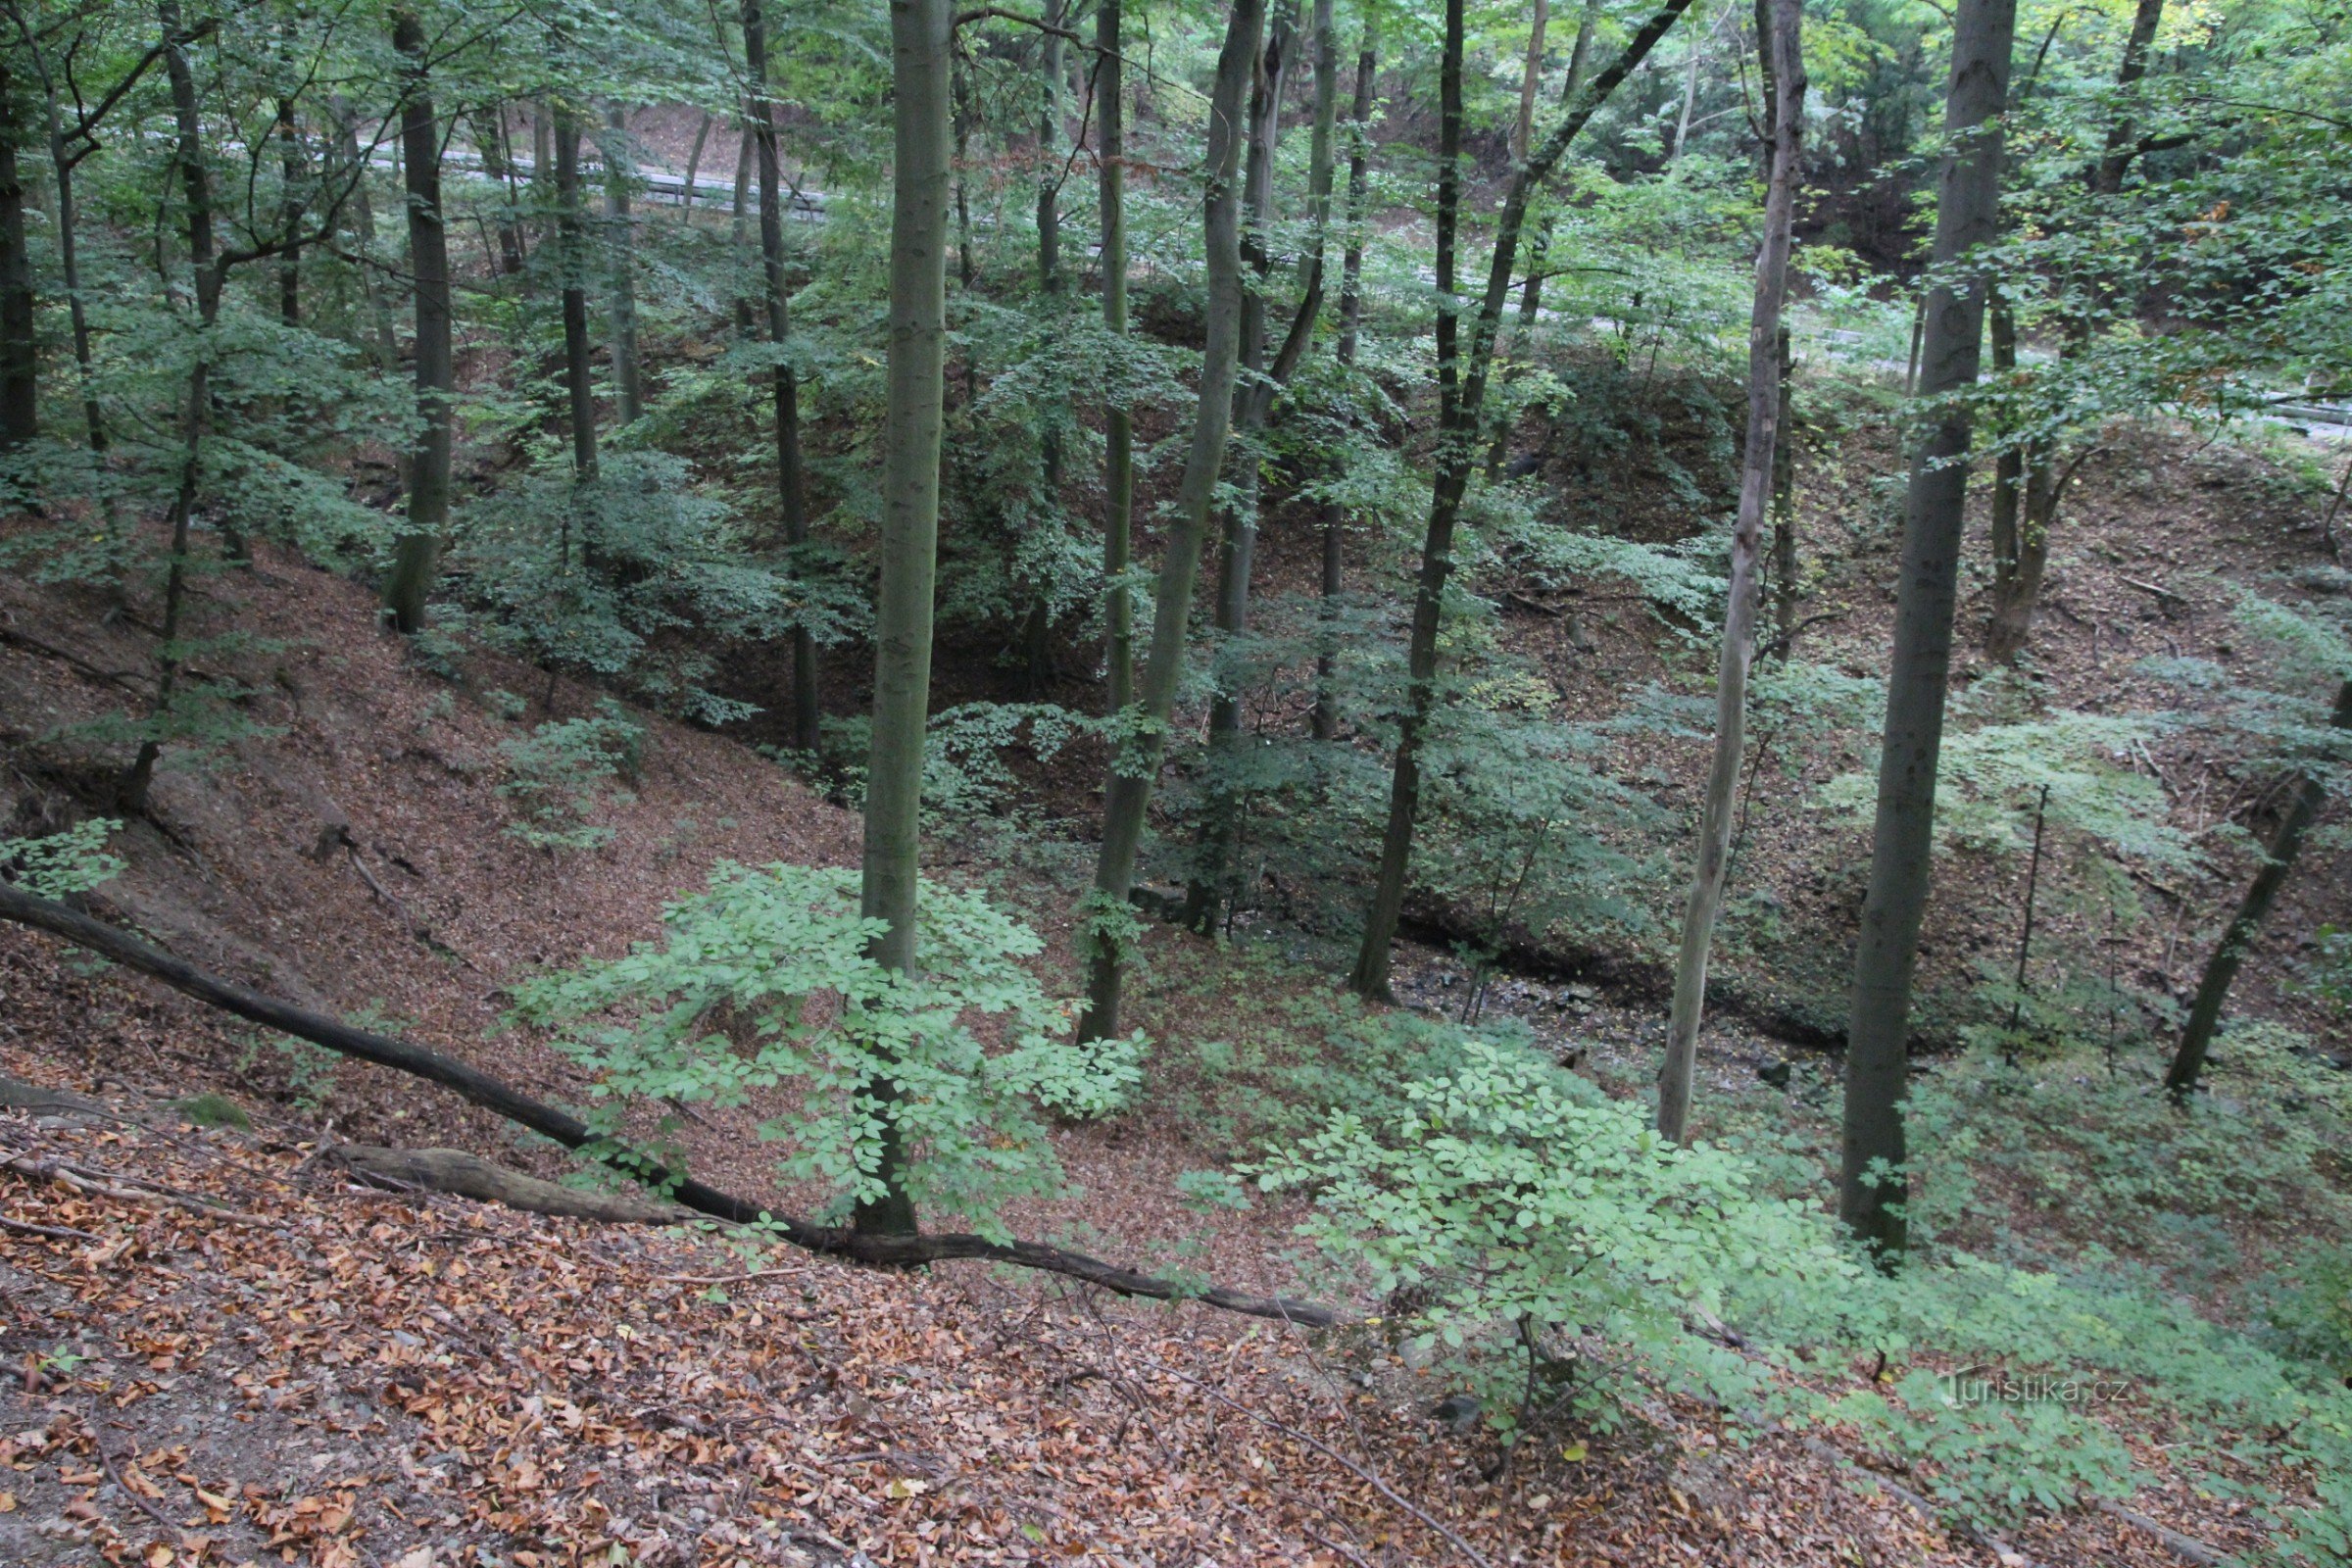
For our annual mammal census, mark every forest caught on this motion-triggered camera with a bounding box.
[0,0,2348,1560]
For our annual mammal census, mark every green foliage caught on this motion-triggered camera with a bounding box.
[497,705,646,852]
[1255,1038,1855,1442]
[513,863,1145,1236]
[175,1092,251,1130]
[0,819,125,899]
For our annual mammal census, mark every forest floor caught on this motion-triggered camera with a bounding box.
[1,449,2330,1564]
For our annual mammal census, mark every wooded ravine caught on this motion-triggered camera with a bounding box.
[0,0,2349,1562]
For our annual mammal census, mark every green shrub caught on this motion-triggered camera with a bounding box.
[497,705,646,851]
[0,818,125,899]
[513,862,1146,1235]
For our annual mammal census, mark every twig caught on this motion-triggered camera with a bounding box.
[1140,1352,1498,1568]
[2120,576,2185,607]
[86,1402,190,1541]
[0,1148,274,1227]
[0,1213,98,1242]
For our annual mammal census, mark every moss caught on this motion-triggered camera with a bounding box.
[175,1092,251,1130]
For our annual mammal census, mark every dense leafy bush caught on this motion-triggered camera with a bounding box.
[514,863,1144,1235]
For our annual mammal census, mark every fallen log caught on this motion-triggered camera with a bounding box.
[327,1144,695,1224]
[0,880,1337,1326]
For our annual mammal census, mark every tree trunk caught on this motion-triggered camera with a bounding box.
[0,63,37,449]
[381,10,454,636]
[2092,0,2167,196]
[1099,0,1136,715]
[680,110,713,224]
[1655,0,1804,1144]
[1183,1,1298,932]
[1838,0,2016,1266]
[1514,0,1550,164]
[1349,0,1699,1001]
[1312,14,1375,743]
[854,0,956,1238]
[1022,0,1069,698]
[122,0,219,814]
[730,119,755,336]
[1077,0,1265,1044]
[37,75,104,449]
[333,101,401,378]
[475,107,527,272]
[745,0,818,753]
[553,111,599,482]
[1770,325,1797,656]
[2166,677,2352,1099]
[599,104,644,425]
[274,88,301,323]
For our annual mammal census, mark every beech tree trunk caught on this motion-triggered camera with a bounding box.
[2166,677,2352,1100]
[122,0,218,814]
[0,63,36,449]
[745,0,818,752]
[1769,325,1797,655]
[1349,0,1699,1001]
[854,0,955,1237]
[475,107,527,273]
[1311,17,1376,744]
[382,10,453,636]
[1183,3,1298,932]
[1655,0,1804,1144]
[1022,0,1068,697]
[1839,0,2016,1265]
[1077,0,1265,1044]
[1098,0,1136,715]
[553,111,599,482]
[600,104,644,424]
[35,72,103,449]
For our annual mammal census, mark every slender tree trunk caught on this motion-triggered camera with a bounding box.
[599,105,644,424]
[334,102,400,377]
[122,0,218,814]
[1183,1,1298,932]
[1312,17,1376,743]
[1769,325,1797,655]
[1508,0,1600,341]
[744,0,818,753]
[2166,678,2352,1100]
[953,56,975,291]
[1349,0,1699,1000]
[1670,23,1701,159]
[680,110,712,223]
[854,0,956,1239]
[730,120,755,336]
[1993,0,2166,662]
[1656,0,1804,1144]
[1077,0,1265,1044]
[553,113,600,482]
[274,88,301,324]
[475,106,527,273]
[38,80,103,449]
[1514,0,1550,164]
[382,10,453,636]
[1022,0,1069,697]
[1099,0,1136,715]
[532,102,554,245]
[1481,0,1561,479]
[1838,0,2016,1265]
[0,63,37,449]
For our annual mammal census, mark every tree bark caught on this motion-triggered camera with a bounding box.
[1182,1,1298,933]
[1838,0,2016,1265]
[744,0,819,753]
[1312,16,1376,743]
[553,110,599,482]
[0,62,37,449]
[35,69,103,448]
[1349,0,1699,1001]
[121,0,220,814]
[853,0,956,1237]
[1655,0,1804,1144]
[382,10,454,636]
[333,101,401,378]
[1022,0,1069,697]
[1077,0,1265,1044]
[1769,326,1797,656]
[474,107,527,273]
[599,104,644,424]
[2166,677,2352,1099]
[1099,0,1136,715]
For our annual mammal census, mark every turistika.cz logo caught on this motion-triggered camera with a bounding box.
[1943,1365,2132,1407]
